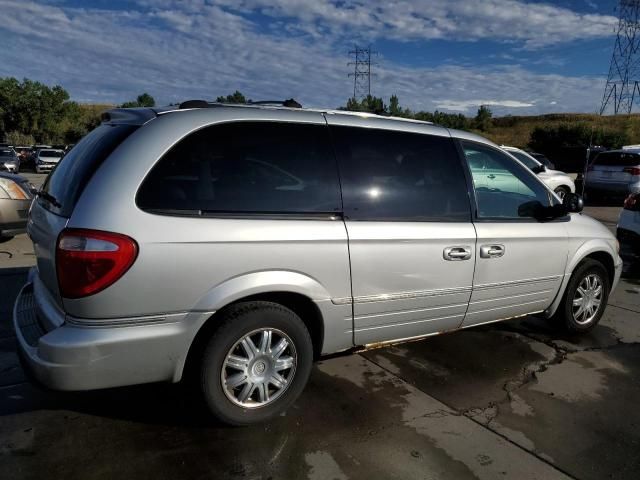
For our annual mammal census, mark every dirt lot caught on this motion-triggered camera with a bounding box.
[1,178,638,479]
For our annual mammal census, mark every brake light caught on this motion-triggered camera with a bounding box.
[56,229,138,298]
[623,166,640,175]
[623,193,640,211]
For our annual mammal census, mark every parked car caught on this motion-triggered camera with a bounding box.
[34,149,64,173]
[529,152,555,170]
[0,147,20,173]
[14,102,622,425]
[0,172,33,239]
[585,150,640,199]
[617,192,640,274]
[500,146,575,200]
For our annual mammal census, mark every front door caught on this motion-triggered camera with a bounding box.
[326,117,476,345]
[458,140,569,327]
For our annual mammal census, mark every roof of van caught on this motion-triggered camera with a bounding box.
[101,101,436,127]
[100,100,497,147]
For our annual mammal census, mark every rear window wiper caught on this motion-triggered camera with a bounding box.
[37,190,62,208]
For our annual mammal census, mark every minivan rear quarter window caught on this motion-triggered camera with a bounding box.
[137,122,342,215]
[41,124,138,217]
[331,126,471,221]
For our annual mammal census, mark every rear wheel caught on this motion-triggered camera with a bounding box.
[552,259,610,333]
[199,301,313,426]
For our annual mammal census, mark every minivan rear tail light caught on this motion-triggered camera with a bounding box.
[623,193,640,211]
[623,166,640,175]
[56,229,138,298]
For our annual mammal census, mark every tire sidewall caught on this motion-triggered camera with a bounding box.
[200,302,313,426]
[561,260,610,332]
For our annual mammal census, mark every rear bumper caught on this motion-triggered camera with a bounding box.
[13,280,211,391]
[617,227,640,270]
[584,180,640,195]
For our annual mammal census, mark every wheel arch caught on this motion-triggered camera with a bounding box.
[176,271,334,382]
[544,243,618,318]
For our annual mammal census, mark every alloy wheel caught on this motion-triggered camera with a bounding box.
[572,274,603,325]
[221,328,297,408]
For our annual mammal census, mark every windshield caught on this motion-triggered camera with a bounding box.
[509,150,540,170]
[0,149,14,157]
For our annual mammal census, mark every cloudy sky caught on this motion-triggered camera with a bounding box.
[0,0,622,115]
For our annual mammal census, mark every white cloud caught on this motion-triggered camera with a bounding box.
[209,0,618,48]
[0,0,609,115]
[435,99,535,112]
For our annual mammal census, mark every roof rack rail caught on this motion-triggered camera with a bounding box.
[248,99,302,108]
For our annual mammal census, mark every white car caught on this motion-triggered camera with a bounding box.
[35,149,64,173]
[617,192,640,274]
[501,146,576,200]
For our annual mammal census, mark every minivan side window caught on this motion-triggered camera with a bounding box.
[331,126,471,221]
[137,122,342,215]
[460,140,552,219]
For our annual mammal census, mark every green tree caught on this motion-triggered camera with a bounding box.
[216,91,247,104]
[121,92,155,108]
[474,105,493,131]
[389,94,401,116]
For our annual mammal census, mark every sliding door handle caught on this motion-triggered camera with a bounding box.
[480,244,505,258]
[444,246,472,261]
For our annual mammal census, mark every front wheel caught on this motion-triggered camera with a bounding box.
[199,301,313,426]
[554,186,570,201]
[552,259,610,333]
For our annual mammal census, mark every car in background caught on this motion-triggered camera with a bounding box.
[501,146,575,199]
[0,147,20,173]
[617,192,640,274]
[35,149,64,173]
[0,172,33,239]
[585,150,640,200]
[529,152,555,170]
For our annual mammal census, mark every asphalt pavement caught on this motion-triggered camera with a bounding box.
[0,174,638,479]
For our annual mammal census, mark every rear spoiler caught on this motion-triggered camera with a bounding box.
[101,108,157,125]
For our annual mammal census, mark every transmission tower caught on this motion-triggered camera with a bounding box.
[600,0,640,114]
[348,45,377,99]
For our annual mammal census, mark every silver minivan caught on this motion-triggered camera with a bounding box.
[14,102,622,425]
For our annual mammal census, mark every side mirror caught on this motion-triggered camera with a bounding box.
[563,192,584,213]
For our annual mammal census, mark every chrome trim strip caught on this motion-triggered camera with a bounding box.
[65,311,215,328]
[354,313,463,332]
[473,275,562,291]
[465,299,548,316]
[469,289,552,305]
[332,285,472,305]
[355,302,468,321]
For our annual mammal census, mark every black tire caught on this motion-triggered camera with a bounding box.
[554,185,570,200]
[199,301,313,426]
[552,259,610,333]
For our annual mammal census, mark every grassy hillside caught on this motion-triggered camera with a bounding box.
[482,113,640,149]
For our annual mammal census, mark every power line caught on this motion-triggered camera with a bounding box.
[600,0,640,114]
[348,45,378,100]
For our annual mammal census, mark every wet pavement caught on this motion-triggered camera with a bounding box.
[0,201,639,479]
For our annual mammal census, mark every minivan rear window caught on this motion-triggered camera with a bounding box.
[593,152,640,167]
[41,124,138,217]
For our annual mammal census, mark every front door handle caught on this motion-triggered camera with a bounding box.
[480,244,505,258]
[444,246,472,261]
[487,174,496,179]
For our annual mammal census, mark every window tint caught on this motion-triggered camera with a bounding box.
[593,152,640,167]
[42,124,138,217]
[137,122,341,215]
[461,141,552,219]
[331,126,471,221]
